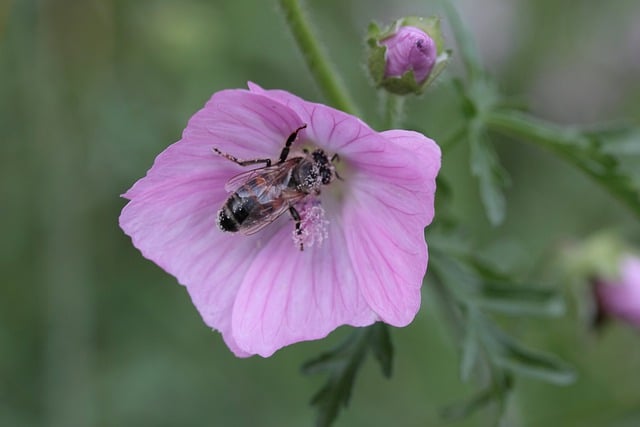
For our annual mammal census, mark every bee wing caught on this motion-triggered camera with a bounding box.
[240,201,292,235]
[224,159,307,235]
[224,165,278,193]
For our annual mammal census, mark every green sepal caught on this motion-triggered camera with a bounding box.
[563,231,630,282]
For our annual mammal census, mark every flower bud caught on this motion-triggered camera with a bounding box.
[382,26,436,84]
[563,232,640,329]
[594,255,640,328]
[368,16,450,95]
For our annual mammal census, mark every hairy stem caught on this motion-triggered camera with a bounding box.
[382,92,405,129]
[279,0,360,115]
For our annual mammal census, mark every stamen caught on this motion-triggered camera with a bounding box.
[292,201,329,249]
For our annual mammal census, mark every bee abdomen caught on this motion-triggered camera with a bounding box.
[216,193,253,232]
[217,206,239,232]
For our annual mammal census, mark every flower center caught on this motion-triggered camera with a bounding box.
[292,200,329,249]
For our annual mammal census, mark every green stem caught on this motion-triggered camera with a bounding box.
[439,124,467,153]
[439,0,483,81]
[486,110,640,219]
[279,0,360,115]
[485,110,586,147]
[382,93,405,129]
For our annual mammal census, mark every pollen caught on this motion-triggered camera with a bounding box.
[292,202,329,249]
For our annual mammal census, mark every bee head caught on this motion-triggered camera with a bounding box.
[311,149,335,185]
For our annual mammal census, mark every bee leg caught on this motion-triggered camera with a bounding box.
[331,153,344,181]
[288,206,304,251]
[212,148,272,167]
[278,124,307,164]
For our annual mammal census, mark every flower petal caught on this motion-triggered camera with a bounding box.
[120,177,259,356]
[248,82,383,156]
[122,84,442,357]
[345,130,441,326]
[191,89,307,160]
[382,26,436,83]
[599,256,640,326]
[125,89,306,200]
[231,200,377,357]
[120,89,306,356]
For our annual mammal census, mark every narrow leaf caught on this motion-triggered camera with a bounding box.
[441,387,495,421]
[301,335,353,375]
[460,308,480,382]
[464,258,565,317]
[481,321,577,385]
[469,128,510,225]
[303,325,392,427]
[368,323,393,378]
[442,373,512,422]
[473,281,565,317]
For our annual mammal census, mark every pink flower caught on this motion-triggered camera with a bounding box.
[381,26,437,84]
[119,83,441,357]
[595,255,640,328]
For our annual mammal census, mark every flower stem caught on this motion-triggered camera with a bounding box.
[439,0,483,81]
[279,0,360,116]
[485,110,640,219]
[382,92,405,129]
[485,110,586,147]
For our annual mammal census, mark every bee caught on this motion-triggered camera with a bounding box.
[213,124,339,250]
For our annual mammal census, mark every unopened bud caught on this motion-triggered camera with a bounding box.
[381,26,436,84]
[593,255,640,329]
[368,16,450,95]
[563,232,640,329]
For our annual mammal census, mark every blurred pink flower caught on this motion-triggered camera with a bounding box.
[595,255,640,328]
[119,83,441,357]
[381,26,437,84]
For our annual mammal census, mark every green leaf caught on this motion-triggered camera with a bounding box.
[460,308,480,382]
[481,320,577,386]
[442,372,513,422]
[304,330,367,427]
[587,123,640,156]
[429,249,481,300]
[467,258,565,317]
[472,280,565,317]
[469,130,510,225]
[368,323,393,378]
[441,387,496,421]
[300,346,348,375]
[486,110,640,219]
[303,325,395,427]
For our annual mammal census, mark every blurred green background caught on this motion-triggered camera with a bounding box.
[2,0,640,426]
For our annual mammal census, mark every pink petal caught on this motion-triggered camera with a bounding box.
[120,178,257,356]
[125,89,306,200]
[120,89,307,356]
[248,82,381,156]
[345,130,441,326]
[231,200,377,357]
[123,84,442,356]
[191,89,307,160]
